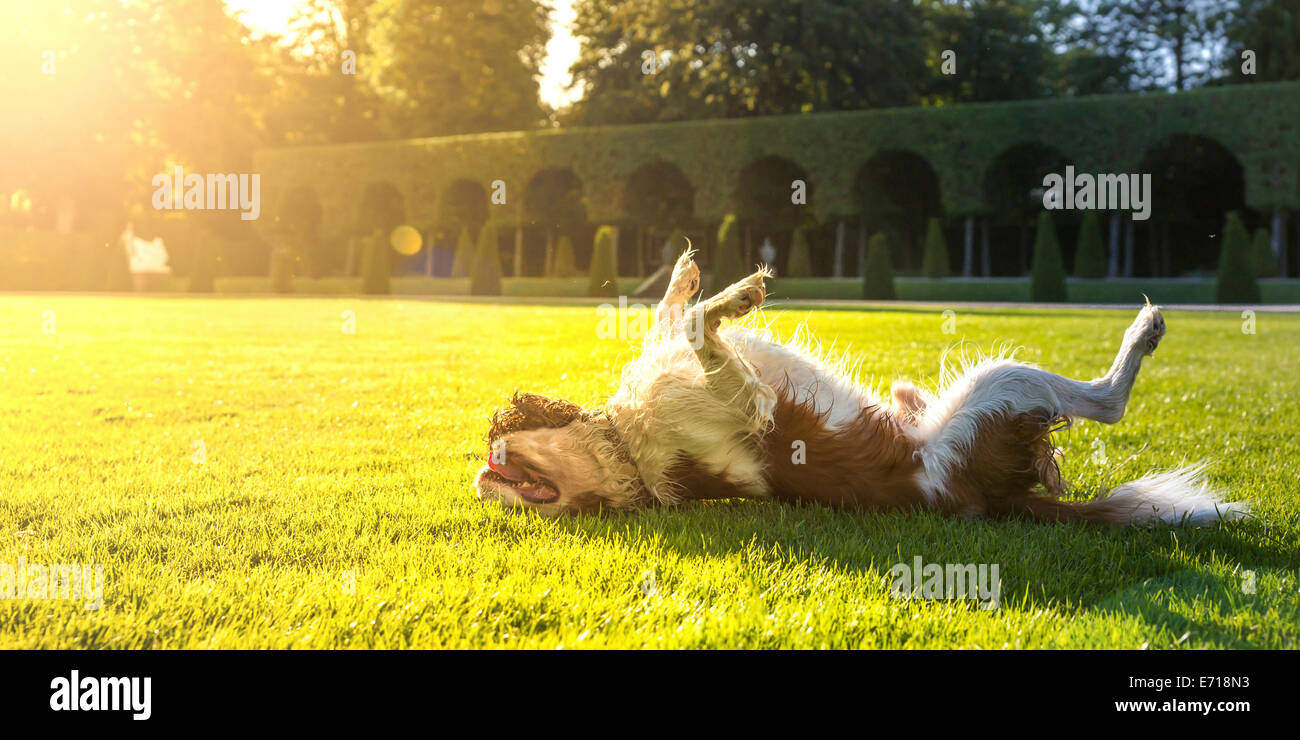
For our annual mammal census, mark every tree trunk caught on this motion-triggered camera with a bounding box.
[1123,219,1135,278]
[833,221,845,278]
[513,225,523,278]
[1107,213,1121,278]
[980,217,990,276]
[962,216,974,277]
[1273,209,1288,277]
[544,230,554,277]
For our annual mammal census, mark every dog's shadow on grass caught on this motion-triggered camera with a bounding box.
[552,500,1290,618]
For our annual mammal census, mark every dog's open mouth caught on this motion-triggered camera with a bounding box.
[481,458,560,503]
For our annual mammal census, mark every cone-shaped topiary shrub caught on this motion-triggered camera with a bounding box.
[586,226,619,298]
[450,225,474,278]
[553,234,579,278]
[1030,212,1068,302]
[712,214,746,288]
[1073,212,1106,278]
[862,233,896,299]
[1251,227,1281,278]
[361,229,390,294]
[269,247,295,294]
[786,228,814,278]
[920,217,950,278]
[189,231,218,293]
[470,220,503,296]
[1217,213,1261,303]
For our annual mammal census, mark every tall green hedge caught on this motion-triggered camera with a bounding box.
[1251,227,1281,278]
[1030,212,1068,302]
[712,214,745,287]
[470,221,503,296]
[360,230,390,294]
[553,235,579,278]
[786,228,813,278]
[862,233,895,299]
[1217,213,1260,303]
[450,225,474,278]
[920,218,950,278]
[587,226,619,298]
[1073,212,1106,278]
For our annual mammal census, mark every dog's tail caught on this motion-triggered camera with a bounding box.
[1012,463,1250,526]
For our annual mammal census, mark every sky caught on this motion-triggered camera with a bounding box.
[224,0,582,108]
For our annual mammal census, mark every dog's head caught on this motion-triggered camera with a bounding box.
[474,392,641,515]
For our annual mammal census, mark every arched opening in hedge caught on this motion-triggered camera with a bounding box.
[982,142,1072,276]
[435,179,489,276]
[524,168,588,277]
[1137,134,1246,276]
[734,155,815,276]
[853,150,943,274]
[621,159,695,275]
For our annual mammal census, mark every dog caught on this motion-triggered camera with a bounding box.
[475,251,1248,526]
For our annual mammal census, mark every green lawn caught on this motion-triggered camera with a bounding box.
[0,296,1296,649]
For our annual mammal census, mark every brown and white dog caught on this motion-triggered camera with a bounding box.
[475,251,1248,526]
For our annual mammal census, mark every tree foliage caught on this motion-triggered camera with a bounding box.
[565,0,927,125]
[364,0,549,137]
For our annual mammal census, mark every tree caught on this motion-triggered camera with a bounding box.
[862,234,896,300]
[712,215,746,288]
[587,226,620,298]
[364,0,549,137]
[920,218,950,278]
[189,231,219,293]
[1078,0,1230,91]
[450,225,475,278]
[1251,227,1281,278]
[470,221,503,296]
[361,230,390,294]
[1030,212,1068,302]
[1073,212,1107,278]
[1217,213,1260,303]
[787,228,814,278]
[553,235,579,278]
[565,0,927,126]
[271,0,385,144]
[1223,0,1300,83]
[922,0,1056,103]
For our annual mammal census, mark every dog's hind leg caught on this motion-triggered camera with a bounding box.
[914,305,1167,499]
[683,269,777,425]
[653,250,701,334]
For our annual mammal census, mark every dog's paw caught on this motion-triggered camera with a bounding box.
[719,270,768,317]
[667,252,701,300]
[1129,303,1166,356]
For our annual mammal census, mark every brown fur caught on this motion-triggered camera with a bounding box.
[761,386,927,511]
[487,393,584,442]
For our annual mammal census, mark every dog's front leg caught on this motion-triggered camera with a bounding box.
[654,249,701,333]
[683,269,777,425]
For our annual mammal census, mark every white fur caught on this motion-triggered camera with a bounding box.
[1104,464,1250,525]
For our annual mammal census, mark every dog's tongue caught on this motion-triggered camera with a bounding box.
[487,457,529,482]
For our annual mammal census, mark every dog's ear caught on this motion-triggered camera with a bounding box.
[487,392,584,441]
